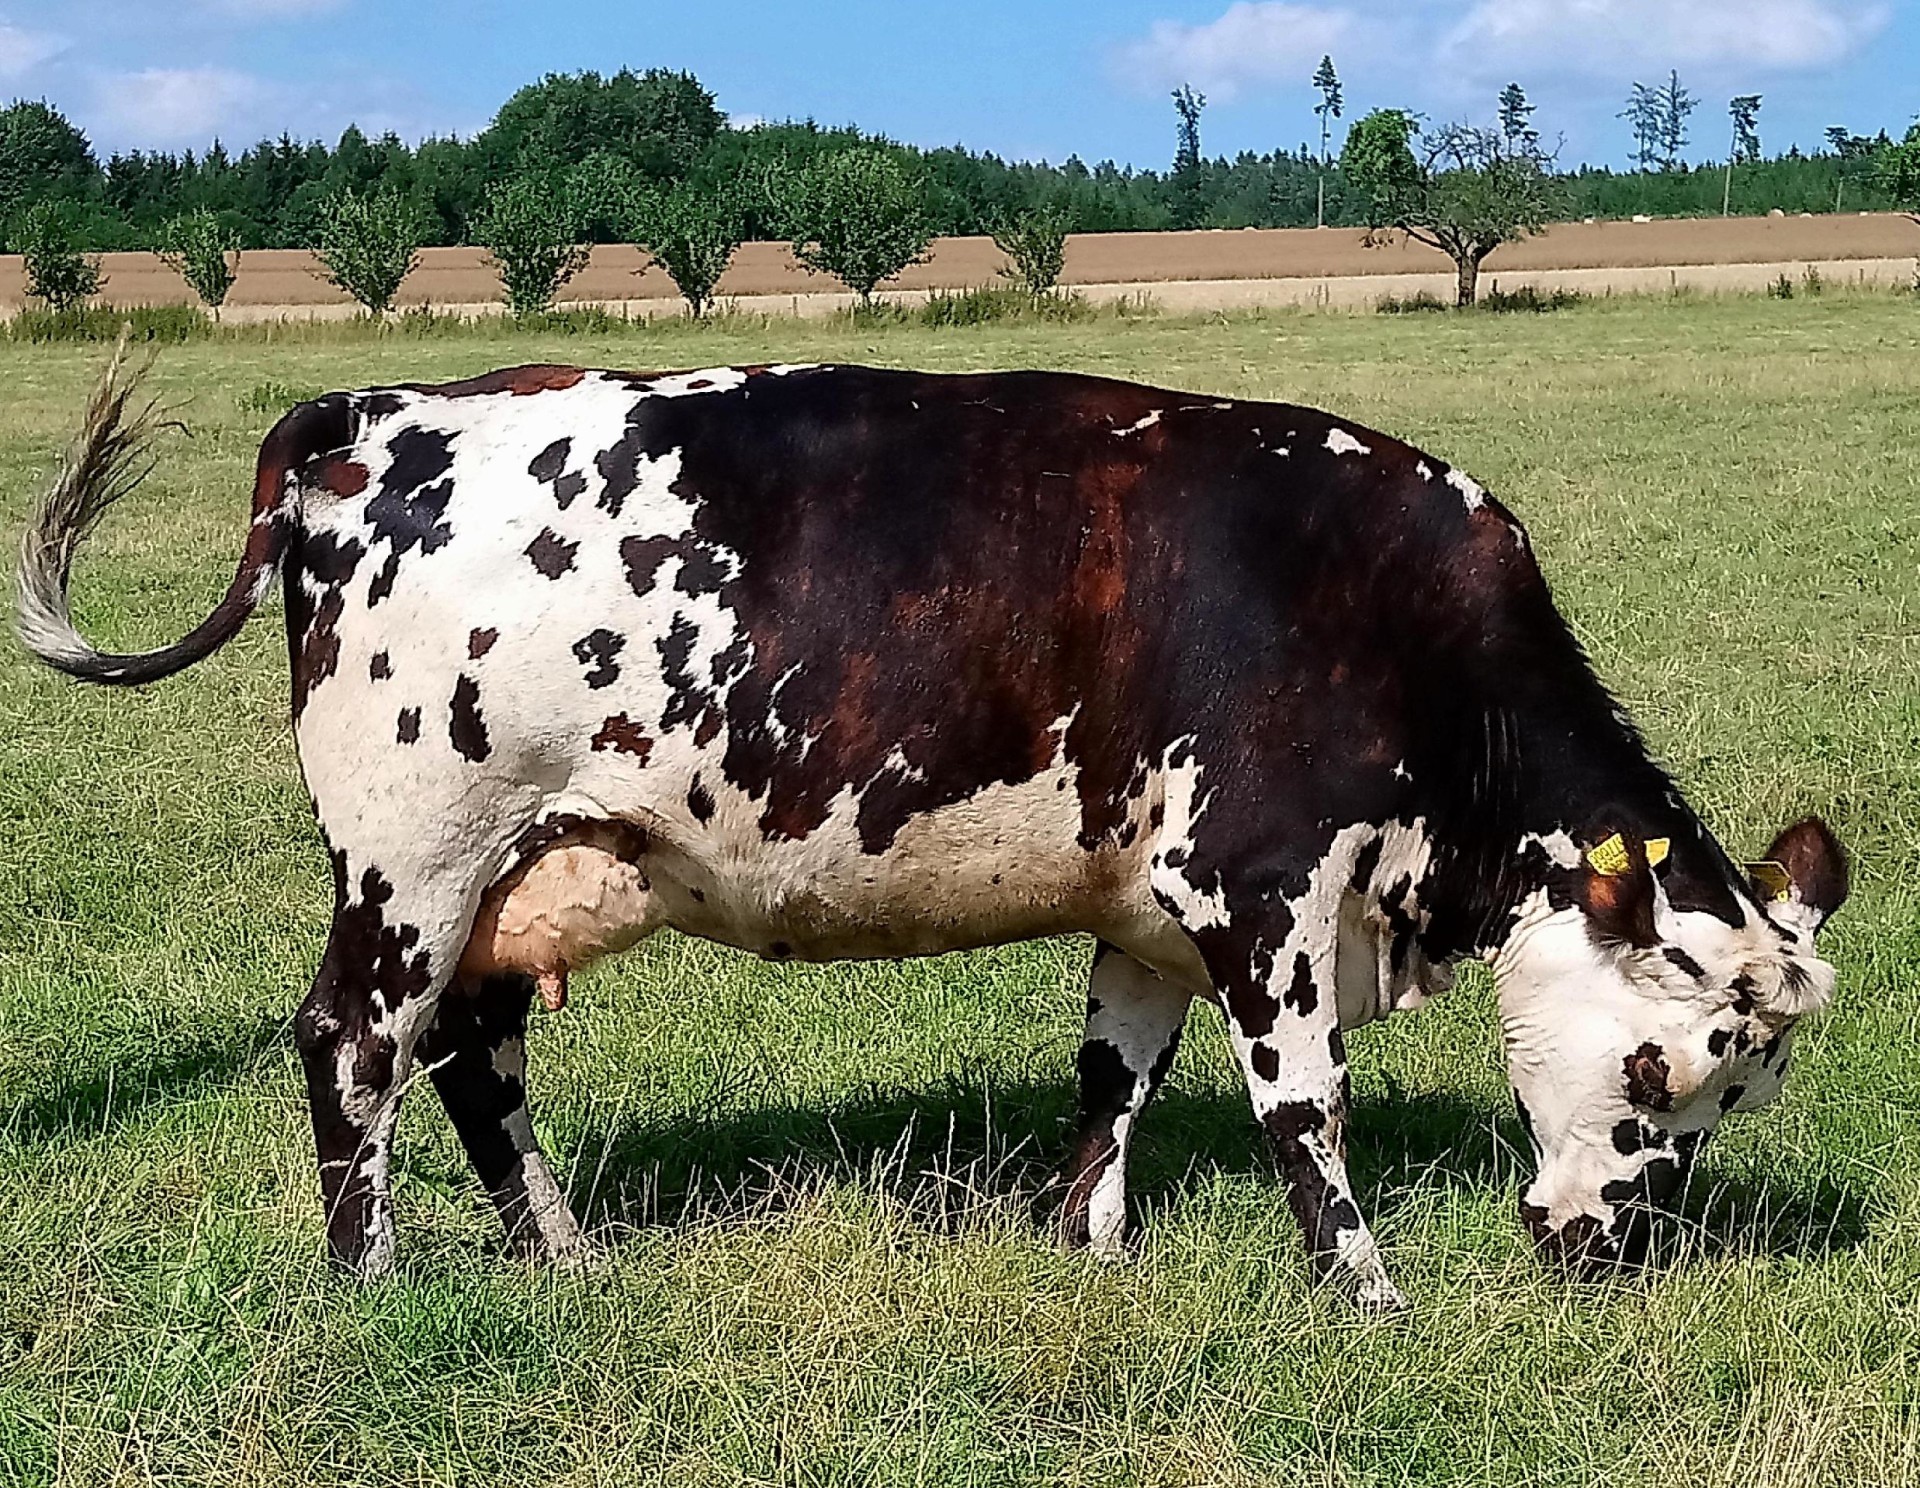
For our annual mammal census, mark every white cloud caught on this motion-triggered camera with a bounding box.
[195,0,347,16]
[85,66,269,147]
[1441,0,1889,79]
[1110,3,1365,101]
[0,20,68,79]
[727,112,766,131]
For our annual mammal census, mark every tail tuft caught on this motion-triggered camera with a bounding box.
[16,333,293,687]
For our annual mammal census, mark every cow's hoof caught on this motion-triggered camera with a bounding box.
[1354,1275,1410,1316]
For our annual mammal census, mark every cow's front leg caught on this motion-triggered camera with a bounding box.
[1213,936,1404,1311]
[418,973,586,1262]
[1058,944,1191,1256]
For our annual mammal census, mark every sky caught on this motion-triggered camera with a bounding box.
[0,0,1913,169]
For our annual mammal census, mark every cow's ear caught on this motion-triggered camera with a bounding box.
[1573,831,1659,949]
[1754,816,1849,932]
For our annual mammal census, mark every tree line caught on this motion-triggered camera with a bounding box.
[1,65,1912,257]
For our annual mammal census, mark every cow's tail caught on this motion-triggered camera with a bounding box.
[16,338,311,687]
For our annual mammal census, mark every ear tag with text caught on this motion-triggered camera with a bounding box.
[1586,834,1667,876]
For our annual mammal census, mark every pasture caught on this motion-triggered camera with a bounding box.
[2,294,1918,1486]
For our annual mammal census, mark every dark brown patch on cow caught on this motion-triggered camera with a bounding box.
[418,364,587,399]
[527,528,579,579]
[591,713,653,759]
[314,457,369,496]
[368,650,391,681]
[396,707,420,744]
[1623,1042,1673,1111]
[468,627,498,659]
[1251,1043,1281,1081]
[449,674,490,761]
[687,777,716,823]
[572,629,625,689]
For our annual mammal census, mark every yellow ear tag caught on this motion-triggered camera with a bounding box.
[1586,834,1632,876]
[1746,861,1793,902]
[1586,834,1668,876]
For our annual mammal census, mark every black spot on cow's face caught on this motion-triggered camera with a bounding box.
[396,707,420,744]
[1730,973,1758,1015]
[468,627,498,659]
[449,675,490,761]
[1611,1118,1643,1156]
[1706,1026,1733,1058]
[1719,1084,1746,1111]
[687,777,716,823]
[573,629,626,689]
[526,528,578,579]
[1250,1043,1281,1081]
[1663,946,1707,981]
[1623,1042,1673,1111]
[368,650,391,681]
[1283,950,1318,1016]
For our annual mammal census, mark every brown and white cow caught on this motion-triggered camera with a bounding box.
[18,354,1847,1307]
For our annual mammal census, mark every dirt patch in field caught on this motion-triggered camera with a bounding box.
[1,214,1912,311]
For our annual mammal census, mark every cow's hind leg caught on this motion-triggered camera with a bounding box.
[1058,944,1191,1256]
[418,972,586,1261]
[293,853,474,1277]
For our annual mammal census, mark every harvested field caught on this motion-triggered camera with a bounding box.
[2,212,1915,314]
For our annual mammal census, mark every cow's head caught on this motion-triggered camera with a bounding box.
[1496,816,1847,1270]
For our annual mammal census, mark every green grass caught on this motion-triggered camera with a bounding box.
[3,294,1920,1486]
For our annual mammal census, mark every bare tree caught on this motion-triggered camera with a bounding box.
[1723,95,1762,216]
[1312,56,1342,229]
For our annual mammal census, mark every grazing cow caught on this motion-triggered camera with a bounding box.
[19,354,1847,1307]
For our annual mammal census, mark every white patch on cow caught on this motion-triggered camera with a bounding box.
[1114,410,1162,436]
[1324,428,1371,457]
[1149,741,1230,933]
[1392,760,1410,781]
[1415,461,1434,482]
[1518,829,1583,870]
[1446,468,1487,512]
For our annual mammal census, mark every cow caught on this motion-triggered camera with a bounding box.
[18,352,1847,1309]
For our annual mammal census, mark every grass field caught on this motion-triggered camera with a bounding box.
[3,294,1919,1487]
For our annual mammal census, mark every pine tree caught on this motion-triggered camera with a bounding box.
[1312,56,1342,228]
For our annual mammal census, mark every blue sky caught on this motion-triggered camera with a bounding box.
[0,0,1913,169]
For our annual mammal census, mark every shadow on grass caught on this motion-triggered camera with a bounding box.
[565,1075,1869,1265]
[0,1013,287,1144]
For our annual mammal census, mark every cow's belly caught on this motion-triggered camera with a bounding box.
[461,768,1210,998]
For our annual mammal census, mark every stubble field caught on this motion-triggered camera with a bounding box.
[2,293,1919,1486]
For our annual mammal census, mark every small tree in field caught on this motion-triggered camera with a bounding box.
[14,199,102,311]
[991,204,1070,295]
[785,148,933,307]
[634,178,746,318]
[1879,123,1920,227]
[158,207,241,309]
[313,187,423,315]
[474,174,592,317]
[1346,108,1558,307]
